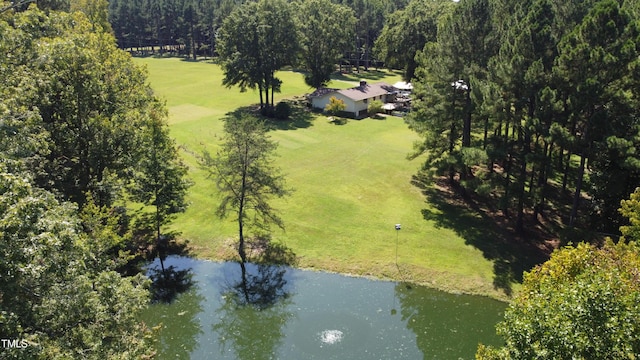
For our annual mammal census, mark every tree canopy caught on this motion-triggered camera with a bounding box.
[217,0,298,112]
[295,0,356,88]
[477,237,640,359]
[0,161,153,359]
[406,0,640,235]
[201,112,290,264]
[374,0,453,81]
[1,5,189,357]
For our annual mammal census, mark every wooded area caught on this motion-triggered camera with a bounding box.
[0,5,189,358]
[107,0,406,68]
[404,0,640,237]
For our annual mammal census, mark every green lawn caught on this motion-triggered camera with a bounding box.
[135,57,510,299]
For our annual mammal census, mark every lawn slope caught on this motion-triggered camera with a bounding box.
[135,57,509,299]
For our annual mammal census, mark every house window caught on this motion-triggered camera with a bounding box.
[364,99,368,104]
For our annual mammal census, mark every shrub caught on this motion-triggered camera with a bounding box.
[274,101,291,120]
[367,100,384,115]
[325,96,346,115]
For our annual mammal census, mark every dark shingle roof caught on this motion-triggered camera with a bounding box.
[309,87,339,98]
[309,82,395,101]
[337,82,395,101]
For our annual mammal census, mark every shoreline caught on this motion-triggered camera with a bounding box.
[183,245,514,302]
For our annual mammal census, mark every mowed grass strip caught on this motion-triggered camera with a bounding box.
[136,57,506,299]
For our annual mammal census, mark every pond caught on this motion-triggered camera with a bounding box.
[140,256,506,360]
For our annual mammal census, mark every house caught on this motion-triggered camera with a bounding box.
[309,81,396,118]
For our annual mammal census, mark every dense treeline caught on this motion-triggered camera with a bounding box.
[107,0,407,65]
[1,4,189,358]
[402,0,640,237]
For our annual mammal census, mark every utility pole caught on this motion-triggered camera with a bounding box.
[394,224,401,266]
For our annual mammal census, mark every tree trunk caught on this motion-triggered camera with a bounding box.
[483,115,489,149]
[270,73,275,108]
[449,85,457,184]
[562,149,572,191]
[534,141,551,220]
[462,87,472,148]
[155,177,166,275]
[569,152,586,227]
[238,146,248,263]
[502,153,512,217]
[239,261,250,304]
[516,134,529,233]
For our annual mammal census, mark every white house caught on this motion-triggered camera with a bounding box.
[309,81,396,118]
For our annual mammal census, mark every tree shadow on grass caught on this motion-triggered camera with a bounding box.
[331,70,392,82]
[328,116,348,125]
[246,235,298,267]
[412,175,550,297]
[226,100,315,131]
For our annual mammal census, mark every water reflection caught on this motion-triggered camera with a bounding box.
[142,258,203,357]
[148,265,195,303]
[395,283,505,359]
[224,262,291,308]
[213,262,294,360]
[144,284,205,357]
[140,256,506,360]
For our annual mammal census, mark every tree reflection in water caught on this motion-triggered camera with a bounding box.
[213,262,294,360]
[143,260,203,358]
[148,264,195,303]
[395,282,505,358]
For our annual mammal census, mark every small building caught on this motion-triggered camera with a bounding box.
[309,81,396,118]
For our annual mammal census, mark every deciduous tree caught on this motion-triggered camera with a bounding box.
[129,103,191,272]
[217,0,298,112]
[0,162,153,359]
[295,0,356,88]
[477,239,640,359]
[202,113,290,264]
[374,0,452,81]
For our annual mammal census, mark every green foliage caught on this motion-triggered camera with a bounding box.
[407,0,640,233]
[324,96,346,116]
[477,239,640,359]
[78,193,133,272]
[0,7,190,358]
[555,0,640,231]
[367,99,384,115]
[295,0,356,88]
[70,0,112,33]
[129,101,191,249]
[201,113,290,262]
[374,0,453,80]
[619,187,640,242]
[274,101,291,120]
[0,162,153,359]
[217,0,298,110]
[1,5,188,222]
[0,8,174,208]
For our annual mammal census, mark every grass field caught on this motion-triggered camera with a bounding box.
[134,57,511,299]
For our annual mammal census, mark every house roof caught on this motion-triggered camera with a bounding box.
[309,87,339,98]
[310,82,395,101]
[338,82,395,101]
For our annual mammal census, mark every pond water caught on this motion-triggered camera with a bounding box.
[140,256,506,360]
